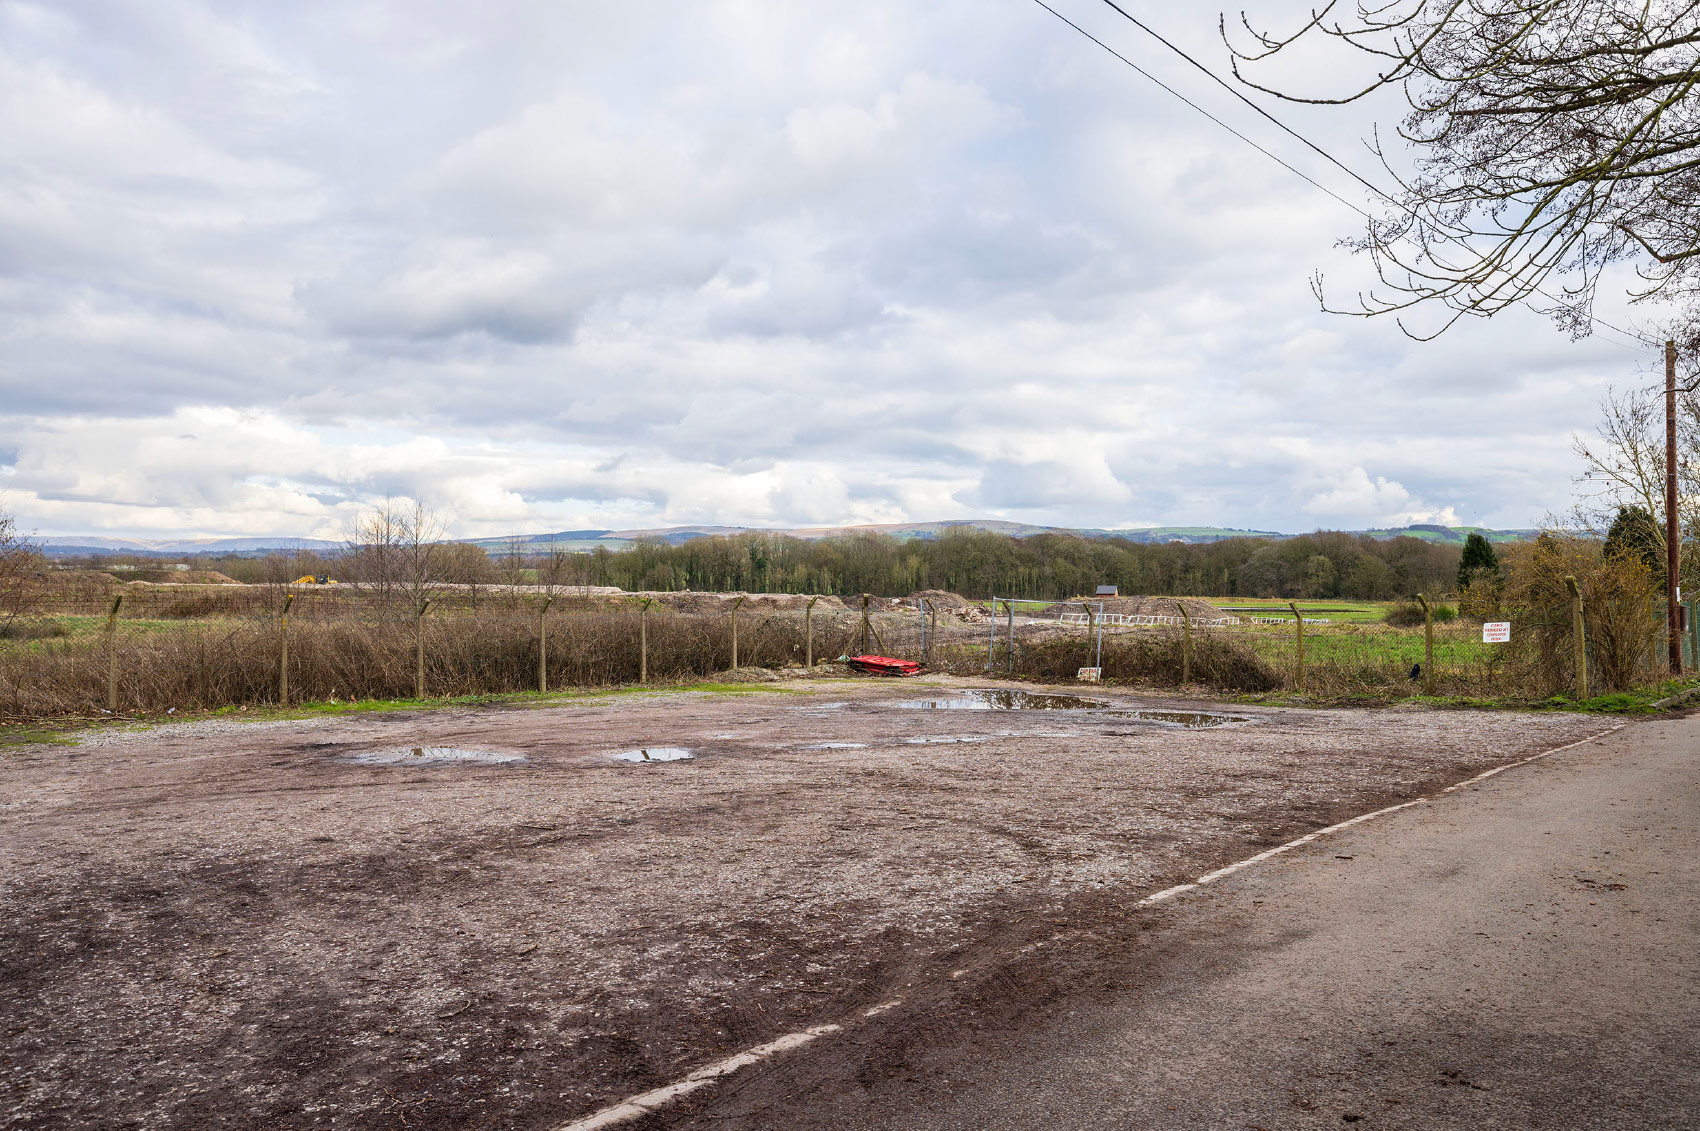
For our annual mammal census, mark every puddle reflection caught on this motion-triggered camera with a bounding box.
[348,746,526,766]
[612,747,695,763]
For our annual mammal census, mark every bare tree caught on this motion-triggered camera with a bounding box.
[0,503,43,629]
[535,538,575,600]
[343,498,445,608]
[1228,1,1700,341]
[437,542,494,606]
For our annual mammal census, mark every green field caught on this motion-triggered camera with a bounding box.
[1212,598,1395,624]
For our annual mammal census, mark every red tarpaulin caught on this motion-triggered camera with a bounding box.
[845,654,924,676]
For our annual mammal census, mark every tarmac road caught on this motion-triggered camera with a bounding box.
[677,714,1700,1130]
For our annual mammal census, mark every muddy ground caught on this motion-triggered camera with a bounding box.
[0,678,1615,1130]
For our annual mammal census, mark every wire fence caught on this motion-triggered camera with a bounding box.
[0,590,905,720]
[959,600,1695,701]
[1,588,1689,720]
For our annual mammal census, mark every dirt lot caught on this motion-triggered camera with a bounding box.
[0,678,1616,1130]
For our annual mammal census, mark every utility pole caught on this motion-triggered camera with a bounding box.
[1668,339,1683,674]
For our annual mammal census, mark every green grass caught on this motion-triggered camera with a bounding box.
[0,727,77,749]
[1211,598,1395,625]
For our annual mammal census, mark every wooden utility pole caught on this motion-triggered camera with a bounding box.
[859,595,871,654]
[640,599,652,683]
[1416,593,1435,697]
[1566,576,1587,699]
[279,594,294,705]
[1667,339,1683,673]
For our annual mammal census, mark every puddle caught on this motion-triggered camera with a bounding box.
[895,689,1246,728]
[348,746,526,766]
[806,742,868,749]
[1103,710,1246,728]
[896,689,1107,710]
[900,735,990,745]
[789,702,848,711]
[611,747,695,763]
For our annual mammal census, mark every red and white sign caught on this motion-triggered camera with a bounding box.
[1077,667,1102,682]
[1482,621,1511,644]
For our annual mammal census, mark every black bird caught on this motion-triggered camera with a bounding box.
[1409,663,1422,680]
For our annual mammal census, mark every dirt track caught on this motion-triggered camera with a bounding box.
[0,678,1616,1129]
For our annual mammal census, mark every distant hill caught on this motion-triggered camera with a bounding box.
[461,519,1288,552]
[37,535,341,559]
[37,521,1537,559]
[1357,524,1536,545]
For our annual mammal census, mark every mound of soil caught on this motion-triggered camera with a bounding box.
[1041,596,1230,622]
[50,571,121,586]
[909,589,973,610]
[134,570,240,585]
[640,592,849,614]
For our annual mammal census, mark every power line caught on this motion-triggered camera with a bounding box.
[1029,1,1375,222]
[1035,0,1659,351]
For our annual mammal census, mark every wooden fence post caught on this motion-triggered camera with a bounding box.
[640,599,652,683]
[1416,593,1435,697]
[279,594,294,706]
[415,599,430,700]
[730,595,745,670]
[1288,600,1305,694]
[1081,602,1099,671]
[104,595,123,713]
[805,596,818,667]
[537,597,553,694]
[1173,599,1193,686]
[860,595,871,655]
[1006,598,1015,673]
[1566,576,1587,699]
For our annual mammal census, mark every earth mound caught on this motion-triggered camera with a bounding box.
[1040,595,1231,622]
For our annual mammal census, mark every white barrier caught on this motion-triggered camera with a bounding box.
[1054,611,1332,628]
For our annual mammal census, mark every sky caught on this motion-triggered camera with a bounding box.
[0,0,1666,541]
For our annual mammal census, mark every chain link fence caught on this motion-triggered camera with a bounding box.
[3,587,1689,721]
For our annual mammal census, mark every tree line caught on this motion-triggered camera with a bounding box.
[203,528,1464,601]
[50,520,1472,603]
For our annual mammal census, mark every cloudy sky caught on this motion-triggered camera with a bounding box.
[0,0,1662,540]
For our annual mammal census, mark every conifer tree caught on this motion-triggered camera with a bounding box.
[1456,532,1501,591]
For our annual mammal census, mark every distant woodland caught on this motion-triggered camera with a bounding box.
[187,529,1466,601]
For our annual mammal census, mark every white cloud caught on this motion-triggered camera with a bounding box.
[0,0,1649,541]
[1302,467,1461,527]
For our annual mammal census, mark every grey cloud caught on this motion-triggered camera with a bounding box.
[0,0,1623,538]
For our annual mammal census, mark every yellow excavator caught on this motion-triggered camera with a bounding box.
[292,575,337,585]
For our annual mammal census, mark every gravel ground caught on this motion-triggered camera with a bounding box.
[0,677,1615,1130]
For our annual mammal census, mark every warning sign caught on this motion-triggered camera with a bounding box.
[1482,621,1511,644]
[1077,667,1102,682]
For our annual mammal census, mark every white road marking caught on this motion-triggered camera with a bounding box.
[552,722,1626,1130]
[555,1024,843,1131]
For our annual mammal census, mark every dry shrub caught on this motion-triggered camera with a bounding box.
[1500,532,1662,695]
[990,632,1281,691]
[1383,599,1458,627]
[159,594,226,619]
[1457,577,1503,620]
[0,607,868,719]
[0,618,69,642]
